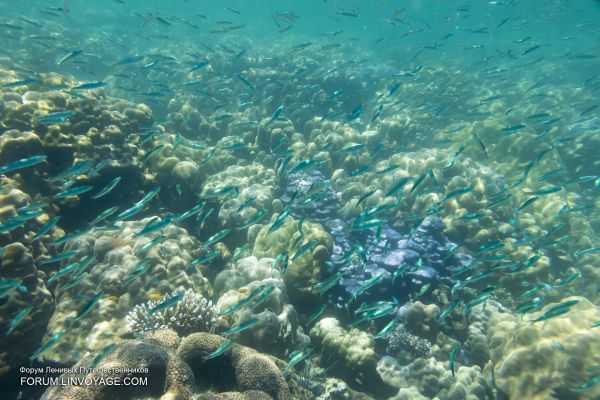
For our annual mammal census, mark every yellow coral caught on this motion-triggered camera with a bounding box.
[252,215,332,303]
[488,296,600,400]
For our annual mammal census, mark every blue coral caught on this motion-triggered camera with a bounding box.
[279,172,473,310]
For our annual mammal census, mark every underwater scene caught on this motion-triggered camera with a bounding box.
[0,0,599,399]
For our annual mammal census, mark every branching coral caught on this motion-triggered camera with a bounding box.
[126,289,218,336]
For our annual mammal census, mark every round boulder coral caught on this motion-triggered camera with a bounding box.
[41,339,194,400]
[177,332,289,400]
[488,296,600,399]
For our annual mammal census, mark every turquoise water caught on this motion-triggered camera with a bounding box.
[1,1,600,399]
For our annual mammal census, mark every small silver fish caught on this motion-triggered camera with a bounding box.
[204,339,235,360]
[6,306,33,336]
[0,155,46,174]
[91,177,122,199]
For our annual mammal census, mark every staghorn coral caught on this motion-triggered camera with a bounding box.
[126,289,218,337]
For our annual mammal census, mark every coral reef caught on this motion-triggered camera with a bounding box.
[333,148,512,250]
[0,73,152,169]
[41,335,194,400]
[126,289,218,337]
[487,296,600,400]
[310,318,393,395]
[376,355,492,400]
[43,218,210,364]
[1,10,599,399]
[177,332,289,399]
[201,163,275,229]
[0,186,64,262]
[0,243,54,375]
[213,256,310,356]
[385,324,433,362]
[252,216,332,305]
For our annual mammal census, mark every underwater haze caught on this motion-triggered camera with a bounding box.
[0,0,600,399]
